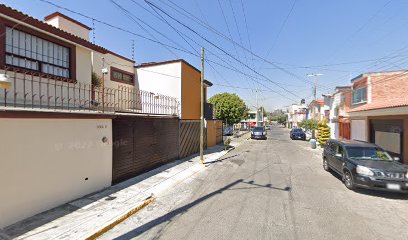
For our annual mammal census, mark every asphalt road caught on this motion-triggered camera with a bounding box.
[100,125,408,240]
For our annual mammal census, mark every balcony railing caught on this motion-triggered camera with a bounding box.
[0,68,180,116]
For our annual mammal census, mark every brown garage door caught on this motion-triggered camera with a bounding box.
[112,117,179,184]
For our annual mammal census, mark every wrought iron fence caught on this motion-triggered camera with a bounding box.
[0,68,180,115]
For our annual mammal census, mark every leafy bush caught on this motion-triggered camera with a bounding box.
[91,71,102,87]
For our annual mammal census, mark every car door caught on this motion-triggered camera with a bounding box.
[332,144,345,172]
[325,141,336,167]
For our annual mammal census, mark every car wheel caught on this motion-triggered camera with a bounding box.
[343,171,355,190]
[323,158,330,172]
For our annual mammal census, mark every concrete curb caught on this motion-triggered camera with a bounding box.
[85,196,155,240]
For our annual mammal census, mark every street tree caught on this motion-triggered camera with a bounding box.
[271,114,287,126]
[298,119,319,139]
[208,93,247,125]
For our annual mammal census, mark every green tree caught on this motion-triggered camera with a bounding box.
[208,93,247,125]
[298,119,319,138]
[271,114,287,126]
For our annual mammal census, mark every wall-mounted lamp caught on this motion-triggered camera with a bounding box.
[0,74,11,89]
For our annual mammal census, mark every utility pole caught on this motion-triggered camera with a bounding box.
[307,73,323,101]
[256,88,259,127]
[307,73,323,120]
[200,47,204,164]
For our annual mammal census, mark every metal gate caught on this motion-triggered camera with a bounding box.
[112,117,179,184]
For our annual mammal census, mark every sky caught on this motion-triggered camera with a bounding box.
[4,0,408,111]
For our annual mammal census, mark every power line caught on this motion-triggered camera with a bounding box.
[157,0,331,90]
[216,0,257,98]
[261,0,298,66]
[145,0,305,99]
[37,0,198,57]
[136,0,297,103]
[325,0,393,62]
[110,0,179,58]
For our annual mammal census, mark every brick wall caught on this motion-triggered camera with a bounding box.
[371,74,408,102]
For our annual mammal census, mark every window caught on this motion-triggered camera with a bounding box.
[5,27,70,78]
[111,67,134,84]
[352,87,367,104]
[336,145,344,157]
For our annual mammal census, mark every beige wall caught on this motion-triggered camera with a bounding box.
[92,52,140,111]
[0,118,113,228]
[76,45,92,84]
[45,16,90,40]
[92,52,137,90]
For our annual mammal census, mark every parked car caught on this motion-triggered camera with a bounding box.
[265,125,271,130]
[290,128,306,140]
[251,126,267,140]
[322,139,408,193]
[223,126,233,136]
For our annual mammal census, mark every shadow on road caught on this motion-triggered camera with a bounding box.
[112,179,290,240]
[205,154,240,165]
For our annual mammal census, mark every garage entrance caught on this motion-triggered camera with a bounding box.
[112,117,179,184]
[370,119,403,162]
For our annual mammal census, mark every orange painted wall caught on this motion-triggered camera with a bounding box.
[207,120,217,147]
[181,62,201,120]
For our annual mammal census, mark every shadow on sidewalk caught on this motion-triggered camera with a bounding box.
[3,145,226,239]
[112,179,290,239]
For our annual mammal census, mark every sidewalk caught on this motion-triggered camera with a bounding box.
[1,136,248,240]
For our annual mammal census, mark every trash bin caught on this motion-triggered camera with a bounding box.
[310,138,317,149]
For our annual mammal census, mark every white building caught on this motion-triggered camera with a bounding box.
[287,102,308,128]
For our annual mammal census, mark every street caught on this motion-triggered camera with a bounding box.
[100,125,408,240]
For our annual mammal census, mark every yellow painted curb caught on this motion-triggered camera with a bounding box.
[85,196,155,240]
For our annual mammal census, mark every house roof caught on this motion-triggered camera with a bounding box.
[350,97,408,112]
[44,11,92,30]
[310,99,324,106]
[350,70,408,82]
[136,59,213,87]
[0,4,134,63]
[136,59,200,72]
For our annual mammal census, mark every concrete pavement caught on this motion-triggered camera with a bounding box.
[100,125,408,240]
[1,133,249,240]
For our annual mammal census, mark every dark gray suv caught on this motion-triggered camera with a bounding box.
[322,140,408,193]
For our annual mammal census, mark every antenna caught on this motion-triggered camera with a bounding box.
[92,19,95,44]
[131,40,135,61]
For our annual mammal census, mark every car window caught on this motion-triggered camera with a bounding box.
[254,127,264,131]
[345,146,393,161]
[336,145,344,157]
[326,142,335,152]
